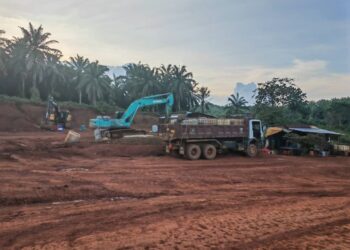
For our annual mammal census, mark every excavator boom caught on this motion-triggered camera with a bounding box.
[120,93,174,127]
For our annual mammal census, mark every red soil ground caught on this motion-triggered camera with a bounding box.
[0,131,349,249]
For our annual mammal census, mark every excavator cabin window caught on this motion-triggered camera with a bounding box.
[115,111,124,119]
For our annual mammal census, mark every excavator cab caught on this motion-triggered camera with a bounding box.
[115,111,124,119]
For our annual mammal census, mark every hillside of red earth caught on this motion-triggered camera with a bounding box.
[0,130,349,249]
[0,101,159,132]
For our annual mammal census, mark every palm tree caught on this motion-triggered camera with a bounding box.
[81,61,111,106]
[45,54,65,98]
[121,62,162,99]
[111,74,129,108]
[19,22,62,99]
[161,64,198,111]
[197,86,211,113]
[227,93,248,115]
[0,30,8,76]
[6,38,29,97]
[159,64,173,87]
[67,54,89,104]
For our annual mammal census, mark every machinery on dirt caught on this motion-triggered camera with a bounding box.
[40,96,72,130]
[158,115,263,160]
[90,93,174,139]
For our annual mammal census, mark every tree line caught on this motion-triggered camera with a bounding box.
[0,23,210,112]
[0,23,349,135]
[253,78,350,136]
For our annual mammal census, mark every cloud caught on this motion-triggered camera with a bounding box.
[0,1,348,106]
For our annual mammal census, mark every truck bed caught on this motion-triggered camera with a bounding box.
[159,118,249,141]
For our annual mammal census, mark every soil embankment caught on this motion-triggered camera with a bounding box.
[0,101,159,132]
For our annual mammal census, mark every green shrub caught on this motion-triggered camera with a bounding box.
[0,94,43,105]
[60,101,95,110]
[30,86,41,102]
[95,101,120,115]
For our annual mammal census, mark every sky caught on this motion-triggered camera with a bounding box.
[0,0,349,105]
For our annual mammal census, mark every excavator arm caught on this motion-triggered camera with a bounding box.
[120,93,174,127]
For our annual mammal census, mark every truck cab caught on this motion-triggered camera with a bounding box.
[249,119,263,143]
[245,119,263,157]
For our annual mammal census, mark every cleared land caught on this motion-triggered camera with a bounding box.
[0,131,349,249]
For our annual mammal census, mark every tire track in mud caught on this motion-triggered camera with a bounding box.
[6,196,346,250]
[232,217,350,249]
[127,198,350,249]
[0,198,219,249]
[0,195,283,248]
[0,132,349,249]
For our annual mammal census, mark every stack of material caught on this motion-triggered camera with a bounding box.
[181,119,199,125]
[230,119,244,126]
[181,118,245,126]
[198,118,217,125]
[217,119,231,125]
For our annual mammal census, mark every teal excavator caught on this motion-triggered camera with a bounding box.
[89,93,174,138]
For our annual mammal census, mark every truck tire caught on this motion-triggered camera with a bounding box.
[246,143,258,157]
[202,144,217,160]
[186,144,201,160]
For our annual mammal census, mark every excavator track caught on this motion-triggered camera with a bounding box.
[101,128,147,139]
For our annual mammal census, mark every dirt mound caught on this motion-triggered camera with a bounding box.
[132,112,159,131]
[0,103,41,132]
[0,102,97,132]
[0,102,160,132]
[0,131,164,160]
[68,107,97,128]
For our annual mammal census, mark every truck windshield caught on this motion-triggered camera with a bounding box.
[252,121,261,139]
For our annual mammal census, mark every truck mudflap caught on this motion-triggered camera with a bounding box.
[165,143,185,155]
[179,146,185,155]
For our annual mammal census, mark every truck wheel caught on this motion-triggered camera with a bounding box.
[246,143,258,157]
[202,144,217,160]
[186,144,201,160]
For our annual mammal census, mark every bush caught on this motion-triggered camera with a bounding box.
[30,86,41,102]
[0,94,43,105]
[60,101,95,110]
[95,101,120,115]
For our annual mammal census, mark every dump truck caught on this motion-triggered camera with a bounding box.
[159,116,263,160]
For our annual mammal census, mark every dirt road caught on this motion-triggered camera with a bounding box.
[0,132,349,249]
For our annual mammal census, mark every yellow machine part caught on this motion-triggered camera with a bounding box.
[265,127,283,137]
